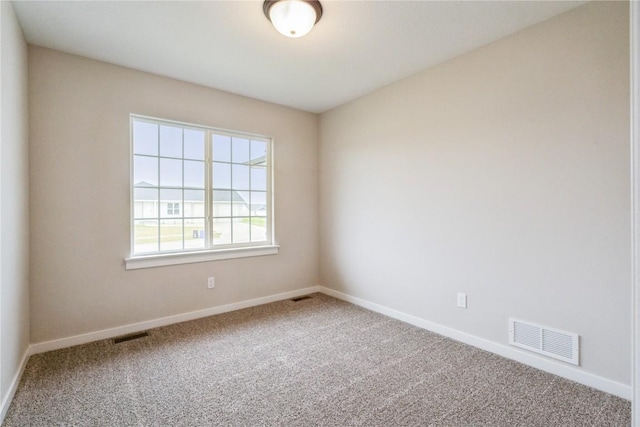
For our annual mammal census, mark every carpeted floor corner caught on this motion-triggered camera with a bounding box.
[2,293,631,426]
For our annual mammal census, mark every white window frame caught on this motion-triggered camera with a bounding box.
[125,115,278,270]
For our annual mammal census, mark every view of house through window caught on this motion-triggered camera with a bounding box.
[131,115,271,255]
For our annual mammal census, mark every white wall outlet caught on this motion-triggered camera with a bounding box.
[457,292,467,309]
[207,277,215,289]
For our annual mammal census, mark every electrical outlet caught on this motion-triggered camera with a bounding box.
[207,277,215,289]
[457,293,467,309]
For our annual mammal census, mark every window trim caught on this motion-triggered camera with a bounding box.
[124,244,280,270]
[126,114,277,269]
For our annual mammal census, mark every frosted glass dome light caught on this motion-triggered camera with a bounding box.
[263,0,323,38]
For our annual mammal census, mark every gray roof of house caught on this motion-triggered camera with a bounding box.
[134,182,246,204]
[213,190,245,202]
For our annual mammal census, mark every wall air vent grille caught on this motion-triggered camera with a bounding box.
[509,318,579,366]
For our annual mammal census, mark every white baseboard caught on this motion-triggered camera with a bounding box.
[30,286,322,355]
[0,347,31,424]
[319,286,632,401]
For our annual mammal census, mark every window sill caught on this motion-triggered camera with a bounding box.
[124,245,279,270]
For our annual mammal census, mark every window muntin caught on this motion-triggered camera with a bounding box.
[131,116,272,256]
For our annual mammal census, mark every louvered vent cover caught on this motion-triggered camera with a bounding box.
[113,331,149,344]
[509,318,579,365]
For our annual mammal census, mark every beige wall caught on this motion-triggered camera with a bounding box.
[29,47,319,343]
[319,1,630,384]
[1,0,30,404]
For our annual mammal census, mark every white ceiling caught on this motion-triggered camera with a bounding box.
[12,0,586,114]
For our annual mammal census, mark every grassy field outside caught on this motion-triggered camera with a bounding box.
[135,224,203,243]
[135,220,265,244]
[241,217,267,227]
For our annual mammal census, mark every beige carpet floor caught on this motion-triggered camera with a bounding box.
[3,293,631,426]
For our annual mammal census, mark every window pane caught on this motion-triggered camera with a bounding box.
[250,217,267,242]
[134,188,158,218]
[250,140,267,164]
[160,158,182,187]
[160,189,182,218]
[131,117,272,255]
[161,188,182,200]
[184,129,205,160]
[212,190,232,217]
[160,219,183,251]
[212,218,231,245]
[233,191,250,217]
[250,191,267,217]
[185,218,205,250]
[232,164,250,190]
[134,220,158,253]
[213,135,231,162]
[184,190,205,217]
[212,162,231,189]
[232,217,250,243]
[232,138,250,163]
[133,121,158,156]
[134,155,158,187]
[184,160,205,189]
[250,167,267,191]
[160,125,182,158]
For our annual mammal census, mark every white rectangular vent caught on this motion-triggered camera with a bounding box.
[509,318,579,365]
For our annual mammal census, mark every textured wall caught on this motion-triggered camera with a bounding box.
[29,47,319,342]
[1,0,30,405]
[319,1,630,384]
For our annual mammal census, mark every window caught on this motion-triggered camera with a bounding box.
[167,203,180,216]
[129,115,274,265]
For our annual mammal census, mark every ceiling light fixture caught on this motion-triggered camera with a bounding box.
[263,0,323,39]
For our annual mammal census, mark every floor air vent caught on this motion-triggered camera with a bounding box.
[113,331,149,344]
[291,295,312,302]
[509,318,579,365]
